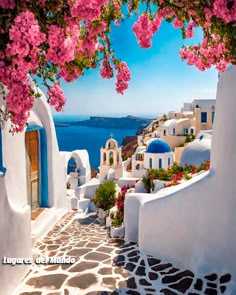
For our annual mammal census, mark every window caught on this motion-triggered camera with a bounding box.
[168,158,170,166]
[149,158,152,169]
[190,128,194,135]
[163,129,166,136]
[173,128,176,135]
[184,128,188,135]
[201,112,207,123]
[212,111,215,124]
[159,158,162,169]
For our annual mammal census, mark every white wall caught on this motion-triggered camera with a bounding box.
[31,88,67,209]
[72,150,91,185]
[144,152,173,169]
[134,180,147,193]
[117,178,138,189]
[0,83,67,294]
[124,66,236,289]
[75,179,101,200]
[131,154,146,178]
[2,122,28,207]
[0,177,32,295]
[62,150,91,187]
[180,138,211,166]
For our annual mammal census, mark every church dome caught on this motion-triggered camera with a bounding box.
[146,139,171,154]
[180,138,211,166]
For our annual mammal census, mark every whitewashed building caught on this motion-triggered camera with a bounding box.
[131,139,173,178]
[0,82,69,295]
[144,139,173,170]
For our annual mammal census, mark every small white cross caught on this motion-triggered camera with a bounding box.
[110,133,113,138]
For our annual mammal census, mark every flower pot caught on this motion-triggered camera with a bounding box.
[98,208,106,224]
[110,225,125,239]
[106,216,112,227]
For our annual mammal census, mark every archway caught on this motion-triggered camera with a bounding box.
[67,157,77,175]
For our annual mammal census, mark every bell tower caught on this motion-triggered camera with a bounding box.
[99,134,123,181]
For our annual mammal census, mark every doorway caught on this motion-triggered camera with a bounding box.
[25,130,40,210]
[25,126,49,216]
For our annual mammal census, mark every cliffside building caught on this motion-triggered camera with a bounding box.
[131,139,173,178]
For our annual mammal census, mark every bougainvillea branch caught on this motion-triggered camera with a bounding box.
[0,0,235,131]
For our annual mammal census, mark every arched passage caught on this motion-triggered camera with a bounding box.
[67,157,77,175]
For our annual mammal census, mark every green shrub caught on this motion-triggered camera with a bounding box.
[142,162,203,193]
[122,155,128,161]
[184,174,192,180]
[112,212,123,227]
[185,136,191,143]
[142,175,154,193]
[171,162,182,174]
[93,180,116,211]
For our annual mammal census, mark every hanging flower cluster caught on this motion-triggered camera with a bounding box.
[0,0,129,132]
[115,62,131,94]
[0,0,236,131]
[133,14,162,48]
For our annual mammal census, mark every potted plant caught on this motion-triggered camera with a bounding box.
[93,180,116,225]
[110,186,127,238]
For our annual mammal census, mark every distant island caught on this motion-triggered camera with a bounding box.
[54,115,153,133]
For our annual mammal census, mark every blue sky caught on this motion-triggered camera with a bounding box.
[51,14,218,118]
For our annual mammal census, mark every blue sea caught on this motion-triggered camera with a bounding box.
[54,115,139,169]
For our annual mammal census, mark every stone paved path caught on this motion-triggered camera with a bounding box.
[14,212,232,295]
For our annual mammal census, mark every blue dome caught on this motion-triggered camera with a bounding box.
[146,139,171,154]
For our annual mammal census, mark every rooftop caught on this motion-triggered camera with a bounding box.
[146,139,171,154]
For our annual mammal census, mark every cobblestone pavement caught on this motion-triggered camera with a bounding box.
[14,212,232,295]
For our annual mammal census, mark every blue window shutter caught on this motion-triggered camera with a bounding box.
[0,128,6,175]
[0,128,2,167]
[212,111,215,123]
[149,158,152,169]
[201,112,207,123]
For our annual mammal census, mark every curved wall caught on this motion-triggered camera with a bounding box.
[125,66,236,290]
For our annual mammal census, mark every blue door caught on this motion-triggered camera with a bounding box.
[26,126,48,209]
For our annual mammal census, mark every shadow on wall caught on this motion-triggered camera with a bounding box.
[0,176,32,295]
